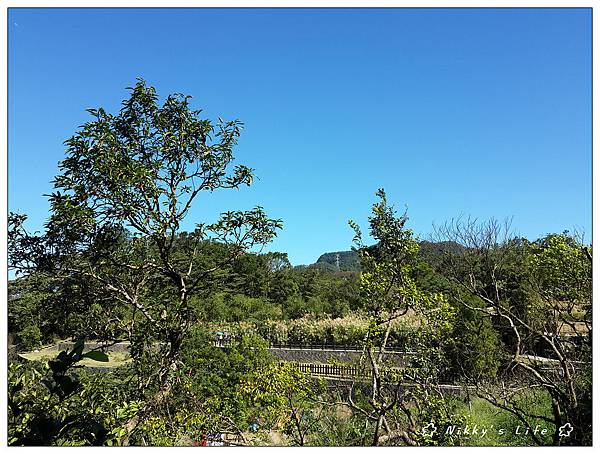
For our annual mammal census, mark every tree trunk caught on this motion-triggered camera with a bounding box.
[372,414,383,446]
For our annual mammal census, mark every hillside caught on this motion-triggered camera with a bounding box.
[312,240,466,272]
[314,250,361,272]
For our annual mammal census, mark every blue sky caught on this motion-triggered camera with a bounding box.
[8,8,592,265]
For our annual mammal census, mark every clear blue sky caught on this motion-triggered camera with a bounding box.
[8,8,592,265]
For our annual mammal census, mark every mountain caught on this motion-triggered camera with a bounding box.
[314,250,360,272]
[417,240,467,262]
[311,241,466,272]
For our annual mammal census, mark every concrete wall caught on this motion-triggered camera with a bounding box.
[56,341,132,353]
[267,347,410,366]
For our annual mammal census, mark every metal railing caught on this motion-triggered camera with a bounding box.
[214,336,411,354]
[288,361,411,380]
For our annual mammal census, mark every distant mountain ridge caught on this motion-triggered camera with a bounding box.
[312,241,466,272]
[314,250,361,272]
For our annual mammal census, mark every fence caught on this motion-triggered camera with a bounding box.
[270,342,364,351]
[214,336,411,355]
[293,362,360,378]
[288,362,412,381]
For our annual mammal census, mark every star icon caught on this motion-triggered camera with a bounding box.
[558,423,573,437]
[422,421,437,438]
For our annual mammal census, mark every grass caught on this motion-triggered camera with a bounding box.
[18,346,131,368]
[455,393,554,446]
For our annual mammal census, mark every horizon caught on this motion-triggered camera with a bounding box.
[8,7,592,266]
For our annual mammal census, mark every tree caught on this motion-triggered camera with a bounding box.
[8,79,282,443]
[130,327,277,446]
[433,219,592,445]
[345,189,459,446]
[240,362,321,446]
[8,274,51,350]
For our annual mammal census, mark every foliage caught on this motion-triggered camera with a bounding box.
[193,292,283,323]
[240,362,323,445]
[346,188,458,446]
[7,340,117,446]
[8,274,59,350]
[8,79,282,443]
[118,327,278,445]
[456,394,554,446]
[215,313,414,348]
[434,219,592,446]
[6,81,592,446]
[448,296,503,381]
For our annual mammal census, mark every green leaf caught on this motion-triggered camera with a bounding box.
[70,337,85,358]
[82,351,109,362]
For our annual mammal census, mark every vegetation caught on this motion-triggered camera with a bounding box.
[8,81,592,446]
[315,250,361,272]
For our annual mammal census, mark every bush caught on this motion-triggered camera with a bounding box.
[178,325,275,429]
[191,293,282,323]
[216,314,415,348]
[16,325,42,351]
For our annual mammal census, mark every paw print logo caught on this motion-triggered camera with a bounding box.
[558,423,573,437]
[422,421,437,438]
